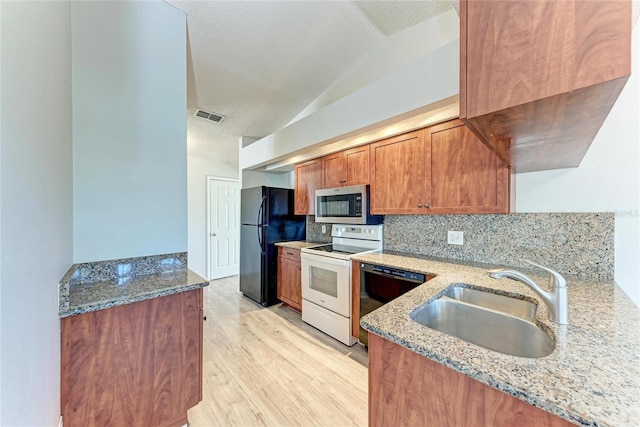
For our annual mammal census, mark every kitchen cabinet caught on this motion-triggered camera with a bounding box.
[277,247,302,311]
[460,0,631,173]
[368,333,573,427]
[294,159,322,215]
[61,289,203,427]
[369,119,510,215]
[321,145,370,188]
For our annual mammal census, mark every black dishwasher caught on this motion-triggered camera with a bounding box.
[359,263,428,346]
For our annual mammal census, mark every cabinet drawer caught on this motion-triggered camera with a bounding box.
[278,246,301,262]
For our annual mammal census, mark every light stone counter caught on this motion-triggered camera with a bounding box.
[354,251,640,427]
[59,252,208,318]
[274,241,325,250]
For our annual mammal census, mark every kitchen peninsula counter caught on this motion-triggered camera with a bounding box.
[354,251,640,427]
[59,252,208,318]
[59,252,207,426]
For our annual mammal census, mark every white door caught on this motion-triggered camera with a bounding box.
[207,178,240,279]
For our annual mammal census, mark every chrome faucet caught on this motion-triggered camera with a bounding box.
[487,260,568,324]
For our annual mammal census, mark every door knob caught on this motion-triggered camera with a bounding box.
[417,203,422,208]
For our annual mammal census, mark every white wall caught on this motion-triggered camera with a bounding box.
[517,26,640,306]
[187,153,238,278]
[72,1,187,263]
[0,1,73,425]
[289,10,460,123]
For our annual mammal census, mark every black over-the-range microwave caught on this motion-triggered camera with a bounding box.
[315,184,383,225]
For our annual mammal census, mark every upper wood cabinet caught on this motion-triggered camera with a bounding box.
[460,0,631,173]
[428,121,510,214]
[369,130,428,215]
[321,145,370,188]
[370,120,510,215]
[294,159,322,215]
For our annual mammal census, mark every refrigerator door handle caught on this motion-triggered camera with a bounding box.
[257,225,265,255]
[257,195,266,226]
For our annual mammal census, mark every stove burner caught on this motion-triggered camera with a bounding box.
[307,244,364,255]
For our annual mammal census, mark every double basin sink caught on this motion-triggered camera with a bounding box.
[410,285,555,358]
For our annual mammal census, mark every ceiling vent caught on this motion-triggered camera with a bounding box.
[194,109,224,123]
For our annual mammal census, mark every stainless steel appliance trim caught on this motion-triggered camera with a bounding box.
[315,184,367,224]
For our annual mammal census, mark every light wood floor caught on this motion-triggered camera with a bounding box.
[188,276,369,427]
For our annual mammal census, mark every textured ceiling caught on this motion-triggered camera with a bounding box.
[167,0,455,161]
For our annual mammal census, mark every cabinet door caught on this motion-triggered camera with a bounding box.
[369,130,428,215]
[344,145,369,186]
[321,152,346,188]
[277,254,301,311]
[294,159,322,215]
[427,120,510,214]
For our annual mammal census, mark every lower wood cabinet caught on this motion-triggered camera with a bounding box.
[368,333,572,427]
[277,247,302,311]
[61,288,203,427]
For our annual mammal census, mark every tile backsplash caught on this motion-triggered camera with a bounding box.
[306,213,614,279]
[383,213,614,280]
[306,216,333,243]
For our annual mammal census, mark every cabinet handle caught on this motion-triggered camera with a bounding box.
[424,203,429,208]
[418,203,422,208]
[286,251,293,256]
[339,180,346,184]
[203,315,207,321]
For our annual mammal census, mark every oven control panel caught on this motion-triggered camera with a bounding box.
[332,224,382,241]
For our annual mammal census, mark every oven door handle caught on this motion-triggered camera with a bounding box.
[301,252,351,267]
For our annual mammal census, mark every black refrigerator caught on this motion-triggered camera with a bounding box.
[240,186,306,306]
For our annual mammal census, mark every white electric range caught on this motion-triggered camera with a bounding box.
[300,224,383,346]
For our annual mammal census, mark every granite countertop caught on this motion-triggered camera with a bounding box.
[59,253,209,318]
[355,251,640,427]
[274,241,325,250]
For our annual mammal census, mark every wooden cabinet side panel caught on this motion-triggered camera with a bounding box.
[369,131,426,215]
[368,333,574,427]
[152,290,201,425]
[351,262,360,339]
[429,123,509,213]
[344,145,370,186]
[465,0,576,117]
[573,0,631,89]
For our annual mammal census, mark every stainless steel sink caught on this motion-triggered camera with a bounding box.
[442,286,537,321]
[411,292,555,358]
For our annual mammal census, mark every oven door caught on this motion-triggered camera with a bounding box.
[301,252,351,317]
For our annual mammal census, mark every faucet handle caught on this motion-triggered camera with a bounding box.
[523,260,567,288]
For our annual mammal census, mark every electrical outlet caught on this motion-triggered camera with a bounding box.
[448,230,464,245]
[321,225,327,233]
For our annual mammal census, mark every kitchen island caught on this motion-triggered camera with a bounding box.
[59,252,209,427]
[355,251,640,427]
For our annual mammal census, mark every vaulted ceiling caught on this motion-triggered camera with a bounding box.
[169,0,639,163]
[167,1,457,160]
